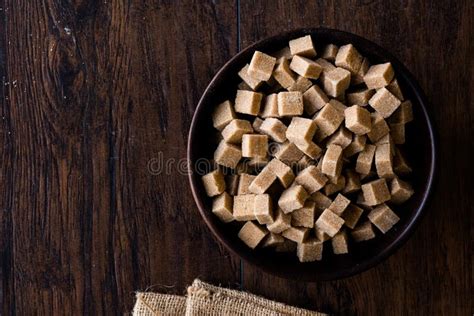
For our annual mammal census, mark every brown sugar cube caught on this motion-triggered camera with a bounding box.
[202,169,225,197]
[342,204,364,229]
[254,194,274,224]
[289,55,322,79]
[238,221,268,249]
[335,44,363,74]
[289,35,316,57]
[389,123,405,144]
[310,191,333,210]
[274,141,304,164]
[235,90,263,116]
[303,85,329,115]
[214,140,242,169]
[234,90,263,116]
[347,89,375,107]
[233,194,257,221]
[314,102,345,139]
[322,44,339,61]
[367,112,390,142]
[315,209,345,237]
[344,134,367,157]
[375,143,395,178]
[248,51,276,81]
[267,208,292,233]
[278,91,304,116]
[361,178,391,206]
[386,78,405,101]
[343,169,361,194]
[297,238,323,262]
[221,119,253,144]
[237,173,256,195]
[327,127,353,149]
[212,192,234,223]
[266,158,295,188]
[390,177,414,204]
[393,148,412,175]
[260,118,287,143]
[322,144,343,177]
[323,67,351,97]
[389,100,413,124]
[295,166,328,194]
[364,62,395,89]
[237,81,252,91]
[287,75,312,93]
[291,200,316,228]
[272,58,296,89]
[369,87,401,118]
[278,184,309,214]
[242,134,268,158]
[238,64,264,90]
[344,105,372,135]
[249,168,277,194]
[225,174,240,196]
[260,93,279,118]
[328,193,351,216]
[295,141,322,160]
[282,226,310,243]
[351,221,376,242]
[368,203,400,233]
[261,233,285,247]
[323,175,346,196]
[286,117,317,144]
[331,230,349,254]
[212,100,236,130]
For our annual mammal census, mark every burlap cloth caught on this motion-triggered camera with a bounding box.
[133,279,326,316]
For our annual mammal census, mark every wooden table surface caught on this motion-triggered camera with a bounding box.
[0,0,472,315]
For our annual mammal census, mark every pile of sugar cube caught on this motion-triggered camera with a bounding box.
[202,35,414,262]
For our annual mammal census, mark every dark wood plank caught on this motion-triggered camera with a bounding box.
[107,1,240,312]
[2,1,116,314]
[0,0,15,314]
[239,1,472,315]
[1,0,239,314]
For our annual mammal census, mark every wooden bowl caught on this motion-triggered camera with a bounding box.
[187,28,436,281]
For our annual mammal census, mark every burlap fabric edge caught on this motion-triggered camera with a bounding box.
[133,279,326,316]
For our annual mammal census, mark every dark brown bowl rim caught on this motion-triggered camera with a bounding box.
[187,27,437,281]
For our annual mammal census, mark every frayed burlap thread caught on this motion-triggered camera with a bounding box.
[133,292,186,316]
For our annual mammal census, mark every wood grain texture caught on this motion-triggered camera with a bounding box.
[0,0,472,315]
[239,1,473,315]
[0,0,239,314]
